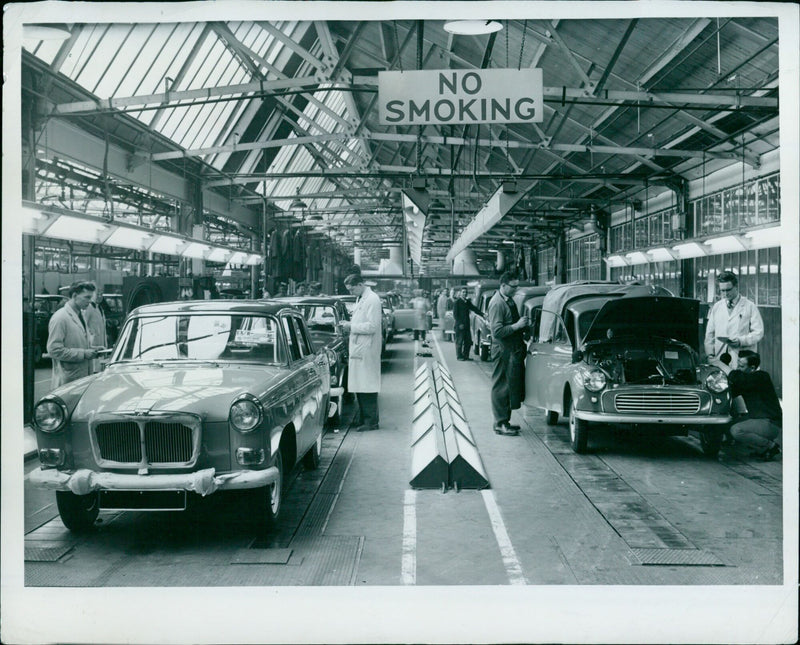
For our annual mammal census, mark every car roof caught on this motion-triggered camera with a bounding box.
[129,299,296,316]
[270,296,341,306]
[542,281,672,315]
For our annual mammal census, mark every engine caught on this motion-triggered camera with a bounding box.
[584,340,697,386]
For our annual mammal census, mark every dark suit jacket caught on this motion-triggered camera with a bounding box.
[487,291,525,353]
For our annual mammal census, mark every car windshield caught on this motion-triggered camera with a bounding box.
[114,313,286,364]
[298,305,338,334]
[342,300,356,314]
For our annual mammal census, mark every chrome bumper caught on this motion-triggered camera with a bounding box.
[575,411,731,425]
[28,466,279,497]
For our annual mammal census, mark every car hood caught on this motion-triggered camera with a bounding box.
[583,296,700,350]
[73,363,289,419]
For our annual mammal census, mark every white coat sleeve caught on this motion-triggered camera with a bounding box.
[703,304,718,357]
[47,315,87,362]
[740,301,764,347]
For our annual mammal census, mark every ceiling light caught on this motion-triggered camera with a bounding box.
[289,187,307,210]
[245,254,263,266]
[672,241,708,259]
[604,254,629,268]
[444,20,503,35]
[206,247,232,263]
[502,240,515,245]
[42,215,109,243]
[182,242,211,259]
[149,234,186,256]
[647,247,677,262]
[228,251,248,265]
[104,227,154,250]
[704,235,747,254]
[625,251,650,265]
[744,225,781,249]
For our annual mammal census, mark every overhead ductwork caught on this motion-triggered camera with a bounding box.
[364,245,405,276]
[451,249,480,276]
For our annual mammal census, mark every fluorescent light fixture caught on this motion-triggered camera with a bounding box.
[181,242,211,259]
[206,247,232,263]
[228,251,248,265]
[604,254,628,268]
[23,24,72,41]
[647,247,677,262]
[245,254,263,265]
[744,226,781,249]
[43,215,109,243]
[149,234,186,255]
[22,207,47,234]
[502,239,515,245]
[625,251,650,265]
[704,235,747,253]
[444,20,503,35]
[672,241,707,259]
[104,227,153,250]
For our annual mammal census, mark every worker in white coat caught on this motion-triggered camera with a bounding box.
[83,287,108,373]
[47,281,100,388]
[704,270,764,371]
[339,273,382,431]
[410,290,432,341]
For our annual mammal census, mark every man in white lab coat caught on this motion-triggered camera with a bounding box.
[704,270,764,371]
[340,273,383,431]
[47,281,101,388]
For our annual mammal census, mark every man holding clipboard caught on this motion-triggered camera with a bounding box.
[703,270,764,372]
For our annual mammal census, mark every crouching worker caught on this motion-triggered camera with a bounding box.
[728,350,782,461]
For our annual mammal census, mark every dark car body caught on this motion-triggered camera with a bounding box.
[29,300,330,532]
[525,282,731,455]
[33,294,68,363]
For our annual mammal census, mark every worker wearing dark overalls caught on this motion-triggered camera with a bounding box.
[487,273,528,436]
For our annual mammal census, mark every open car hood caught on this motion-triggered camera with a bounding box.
[583,296,700,350]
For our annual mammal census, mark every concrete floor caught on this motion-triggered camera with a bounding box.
[24,328,783,589]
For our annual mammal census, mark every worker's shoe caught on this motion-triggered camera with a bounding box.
[356,423,379,432]
[757,444,781,461]
[493,422,518,436]
[506,422,521,430]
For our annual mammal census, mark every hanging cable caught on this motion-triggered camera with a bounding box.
[518,20,527,69]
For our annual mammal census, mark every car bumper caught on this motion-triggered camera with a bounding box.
[28,466,279,497]
[574,411,731,425]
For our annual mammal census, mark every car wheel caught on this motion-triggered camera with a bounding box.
[303,432,322,470]
[263,450,284,529]
[568,400,589,453]
[56,491,99,532]
[699,428,723,458]
[479,343,490,362]
[545,409,559,425]
[474,333,480,355]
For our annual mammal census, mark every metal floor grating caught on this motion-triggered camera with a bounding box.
[630,548,725,566]
[25,543,74,562]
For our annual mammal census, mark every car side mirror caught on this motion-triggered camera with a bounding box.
[572,349,584,363]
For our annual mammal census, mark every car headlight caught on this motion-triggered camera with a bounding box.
[584,369,607,393]
[229,395,263,432]
[33,397,68,433]
[705,370,729,393]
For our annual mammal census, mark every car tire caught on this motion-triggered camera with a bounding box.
[56,491,99,532]
[474,333,480,356]
[545,409,559,425]
[699,428,723,458]
[568,400,589,453]
[479,343,490,362]
[262,450,284,529]
[303,432,322,470]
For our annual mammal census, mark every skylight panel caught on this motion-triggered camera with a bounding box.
[62,24,108,81]
[24,37,61,63]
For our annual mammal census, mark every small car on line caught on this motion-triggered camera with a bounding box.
[271,296,349,423]
[29,300,333,533]
[525,281,732,456]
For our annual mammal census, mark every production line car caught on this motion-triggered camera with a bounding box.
[29,300,333,533]
[272,296,349,423]
[525,282,732,456]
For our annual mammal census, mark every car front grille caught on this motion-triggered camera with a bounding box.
[95,419,195,464]
[614,391,701,415]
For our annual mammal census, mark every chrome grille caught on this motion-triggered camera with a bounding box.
[94,419,195,464]
[144,421,193,462]
[615,391,701,414]
[96,422,140,462]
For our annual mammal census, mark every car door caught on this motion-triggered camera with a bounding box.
[289,314,325,456]
[525,310,572,412]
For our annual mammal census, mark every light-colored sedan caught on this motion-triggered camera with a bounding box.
[30,300,332,533]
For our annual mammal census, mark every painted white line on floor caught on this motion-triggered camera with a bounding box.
[401,488,417,585]
[481,489,528,585]
[319,432,360,535]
